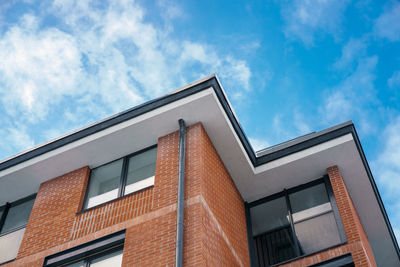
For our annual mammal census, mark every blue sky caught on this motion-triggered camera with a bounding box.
[0,0,399,243]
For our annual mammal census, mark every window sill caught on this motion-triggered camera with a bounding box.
[77,184,154,215]
[0,225,26,238]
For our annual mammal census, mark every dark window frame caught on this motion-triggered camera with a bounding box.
[245,176,347,267]
[43,230,125,267]
[0,194,36,237]
[81,145,157,211]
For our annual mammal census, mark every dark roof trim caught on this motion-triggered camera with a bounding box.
[256,121,353,156]
[0,75,398,259]
[350,124,400,259]
[0,75,256,171]
[254,122,354,166]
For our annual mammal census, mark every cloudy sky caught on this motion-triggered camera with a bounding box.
[0,0,399,243]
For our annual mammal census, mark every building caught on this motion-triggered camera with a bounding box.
[0,75,398,267]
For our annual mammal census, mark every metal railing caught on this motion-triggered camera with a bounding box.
[253,225,296,266]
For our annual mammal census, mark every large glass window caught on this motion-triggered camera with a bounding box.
[250,197,296,266]
[84,146,157,209]
[0,195,35,234]
[85,159,123,209]
[248,177,346,266]
[44,231,125,267]
[64,248,123,267]
[125,148,157,195]
[0,194,36,264]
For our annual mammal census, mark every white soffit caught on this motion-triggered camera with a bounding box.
[0,88,219,204]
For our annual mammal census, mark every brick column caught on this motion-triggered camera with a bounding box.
[327,166,377,267]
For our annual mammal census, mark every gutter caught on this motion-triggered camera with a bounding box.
[176,119,186,267]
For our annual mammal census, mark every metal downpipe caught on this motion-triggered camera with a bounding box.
[176,119,186,267]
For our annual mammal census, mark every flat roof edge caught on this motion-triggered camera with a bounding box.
[351,126,400,259]
[255,121,355,165]
[0,75,398,260]
[0,75,220,171]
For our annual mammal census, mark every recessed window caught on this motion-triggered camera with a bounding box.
[0,194,36,264]
[64,248,123,267]
[125,148,157,195]
[84,146,157,209]
[0,195,35,235]
[44,230,125,267]
[248,177,346,266]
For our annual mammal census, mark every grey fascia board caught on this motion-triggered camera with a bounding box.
[254,122,355,166]
[0,75,233,170]
[256,120,353,157]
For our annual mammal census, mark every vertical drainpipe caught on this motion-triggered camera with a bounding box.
[176,119,186,267]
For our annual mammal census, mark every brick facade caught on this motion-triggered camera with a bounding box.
[2,123,250,267]
[1,124,377,267]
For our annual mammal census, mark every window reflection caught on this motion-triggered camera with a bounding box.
[249,179,344,266]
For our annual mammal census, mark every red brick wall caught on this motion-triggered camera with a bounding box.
[279,166,377,267]
[2,124,377,267]
[3,122,250,267]
[194,124,250,267]
[17,166,90,258]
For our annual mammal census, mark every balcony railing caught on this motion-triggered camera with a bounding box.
[253,226,297,266]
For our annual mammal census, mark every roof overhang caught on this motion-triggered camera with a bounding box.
[0,75,398,266]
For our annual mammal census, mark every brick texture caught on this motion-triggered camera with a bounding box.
[1,124,377,267]
[3,122,250,267]
[17,166,90,258]
[71,187,153,240]
[278,166,377,267]
[192,123,250,267]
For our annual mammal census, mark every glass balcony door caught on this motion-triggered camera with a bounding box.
[248,177,346,267]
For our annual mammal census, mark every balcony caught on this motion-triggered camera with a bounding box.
[247,178,346,266]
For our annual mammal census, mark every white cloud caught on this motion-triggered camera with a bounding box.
[388,70,400,88]
[321,56,378,129]
[333,38,367,70]
[0,0,252,157]
[323,91,352,122]
[157,0,184,21]
[272,114,286,137]
[0,126,35,156]
[280,0,349,46]
[380,117,400,167]
[294,112,311,134]
[374,1,400,42]
[0,14,83,121]
[373,116,400,241]
[249,137,270,151]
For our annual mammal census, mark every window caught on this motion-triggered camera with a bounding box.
[83,146,157,209]
[44,231,125,267]
[248,177,346,267]
[63,248,123,267]
[0,194,36,264]
[0,194,35,235]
